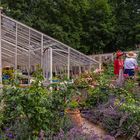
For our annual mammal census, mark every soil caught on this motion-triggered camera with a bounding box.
[67,109,131,140]
[67,109,107,140]
[81,117,107,139]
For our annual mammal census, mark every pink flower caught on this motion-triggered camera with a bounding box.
[123,74,129,78]
[93,68,103,73]
[89,85,95,88]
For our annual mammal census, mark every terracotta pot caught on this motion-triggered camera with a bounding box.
[65,109,82,127]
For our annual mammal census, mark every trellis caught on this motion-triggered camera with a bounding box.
[0,8,100,85]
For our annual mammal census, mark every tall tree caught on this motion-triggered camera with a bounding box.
[81,0,115,54]
[1,0,140,54]
[109,0,140,51]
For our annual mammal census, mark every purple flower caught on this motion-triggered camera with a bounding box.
[6,132,14,139]
[88,133,100,140]
[54,127,103,140]
[56,129,65,139]
[67,127,82,137]
[103,135,115,140]
[4,127,10,131]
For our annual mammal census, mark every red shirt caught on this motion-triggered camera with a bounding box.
[114,59,124,75]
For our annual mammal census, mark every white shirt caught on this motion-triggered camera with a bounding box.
[124,58,138,69]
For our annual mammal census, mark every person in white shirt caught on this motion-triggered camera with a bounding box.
[124,51,138,77]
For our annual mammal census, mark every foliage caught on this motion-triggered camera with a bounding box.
[68,100,79,110]
[1,0,140,53]
[1,0,140,54]
[109,0,140,51]
[82,71,111,108]
[80,69,140,139]
[107,80,140,138]
[0,64,139,139]
[2,68,15,84]
[74,66,115,110]
[103,63,114,78]
[118,81,140,137]
[133,24,140,45]
[0,70,81,139]
[1,0,137,54]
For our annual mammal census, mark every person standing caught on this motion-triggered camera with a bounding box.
[124,51,138,77]
[114,51,124,76]
[114,51,124,87]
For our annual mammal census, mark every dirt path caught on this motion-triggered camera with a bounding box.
[68,110,107,140]
[69,111,130,140]
[81,117,107,139]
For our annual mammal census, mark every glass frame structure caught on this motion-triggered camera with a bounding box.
[0,9,100,84]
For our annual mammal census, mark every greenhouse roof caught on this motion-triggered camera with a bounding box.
[0,9,100,83]
[0,13,99,66]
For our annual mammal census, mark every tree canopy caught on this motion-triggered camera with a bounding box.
[1,0,140,54]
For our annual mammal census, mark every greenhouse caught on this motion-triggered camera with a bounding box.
[0,9,100,85]
[0,1,140,139]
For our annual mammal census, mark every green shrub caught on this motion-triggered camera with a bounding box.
[0,70,79,139]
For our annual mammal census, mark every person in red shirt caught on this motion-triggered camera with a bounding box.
[114,51,124,76]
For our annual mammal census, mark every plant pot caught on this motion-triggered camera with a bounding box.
[65,108,82,127]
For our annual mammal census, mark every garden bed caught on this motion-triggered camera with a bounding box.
[0,67,139,140]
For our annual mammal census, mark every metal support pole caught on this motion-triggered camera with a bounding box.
[0,7,3,85]
[67,48,70,79]
[50,48,53,83]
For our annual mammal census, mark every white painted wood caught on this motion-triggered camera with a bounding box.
[67,48,70,79]
[0,8,2,84]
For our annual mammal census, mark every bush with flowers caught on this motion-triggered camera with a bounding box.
[0,65,139,140]
[79,65,140,139]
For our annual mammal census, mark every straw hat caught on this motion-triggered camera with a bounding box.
[126,51,137,58]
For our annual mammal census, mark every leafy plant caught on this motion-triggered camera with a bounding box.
[79,68,140,139]
[0,69,83,139]
[2,68,15,85]
[68,100,79,110]
[84,72,111,108]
